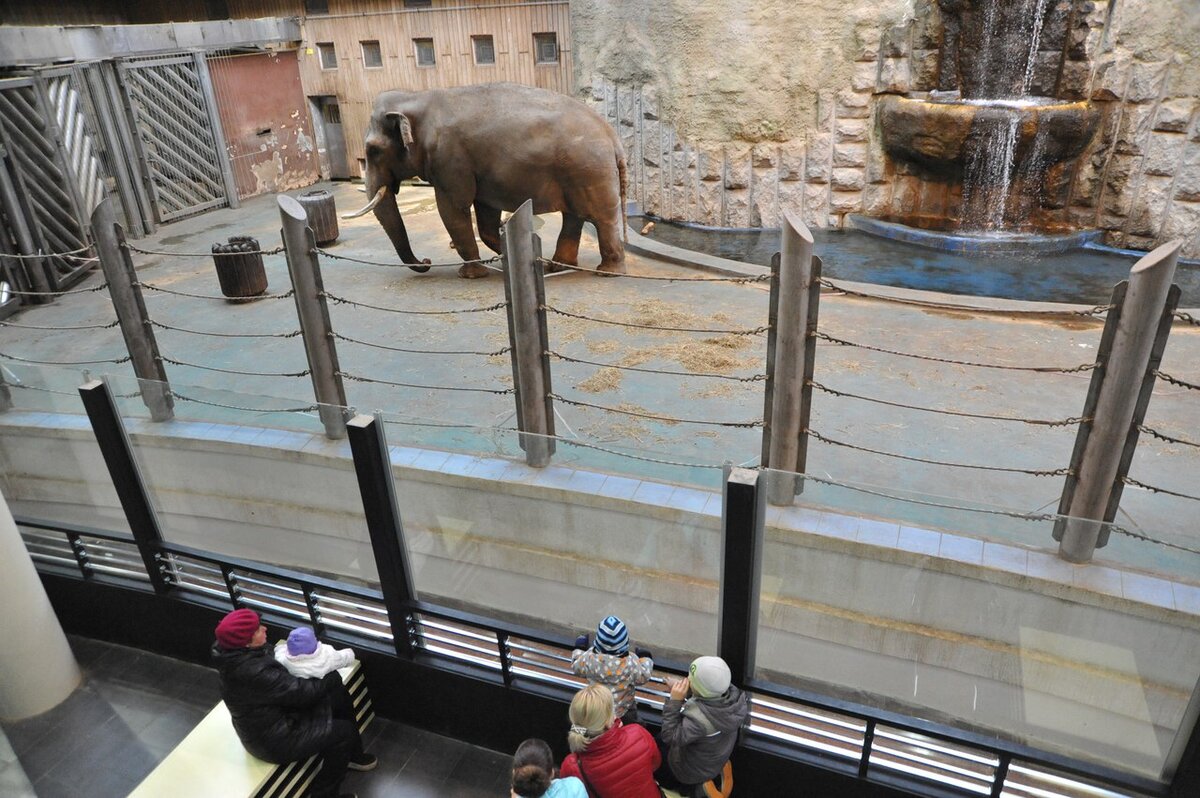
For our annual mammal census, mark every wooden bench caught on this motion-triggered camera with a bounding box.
[131,662,374,798]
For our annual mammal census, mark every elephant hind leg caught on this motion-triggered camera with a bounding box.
[474,201,503,256]
[594,217,626,274]
[548,213,585,273]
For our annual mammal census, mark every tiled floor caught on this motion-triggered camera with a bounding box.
[0,636,512,798]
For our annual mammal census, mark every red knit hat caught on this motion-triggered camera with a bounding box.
[215,609,261,649]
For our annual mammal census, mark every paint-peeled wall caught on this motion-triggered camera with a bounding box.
[208,50,320,200]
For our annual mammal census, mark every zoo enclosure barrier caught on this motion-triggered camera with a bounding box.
[2,197,1196,563]
[13,378,1187,798]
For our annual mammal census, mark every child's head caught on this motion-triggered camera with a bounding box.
[511,738,555,797]
[286,626,318,657]
[594,614,629,656]
[688,656,732,699]
[567,684,614,753]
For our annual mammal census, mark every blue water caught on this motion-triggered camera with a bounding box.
[636,219,1200,306]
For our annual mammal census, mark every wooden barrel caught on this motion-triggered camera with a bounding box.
[296,189,339,245]
[211,236,268,300]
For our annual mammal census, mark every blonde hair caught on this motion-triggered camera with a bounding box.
[567,684,614,754]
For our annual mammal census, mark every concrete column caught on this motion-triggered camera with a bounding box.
[0,490,81,721]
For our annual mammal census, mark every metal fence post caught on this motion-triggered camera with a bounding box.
[501,199,554,467]
[1058,240,1181,562]
[78,378,171,594]
[278,194,347,440]
[346,414,416,658]
[719,467,765,686]
[192,52,240,211]
[762,210,817,505]
[91,195,173,421]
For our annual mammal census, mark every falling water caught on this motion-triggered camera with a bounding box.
[960,0,1052,230]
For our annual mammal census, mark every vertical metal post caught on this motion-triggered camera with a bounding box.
[31,73,91,240]
[91,195,173,421]
[192,51,240,210]
[764,210,816,505]
[102,62,157,232]
[0,368,11,412]
[1059,240,1181,562]
[346,413,416,658]
[501,200,554,467]
[82,65,144,239]
[719,467,765,687]
[77,378,170,594]
[0,140,52,298]
[279,194,347,440]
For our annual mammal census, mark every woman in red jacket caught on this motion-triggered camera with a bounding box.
[559,684,663,798]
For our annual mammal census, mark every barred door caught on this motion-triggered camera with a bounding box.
[118,54,229,221]
[0,76,96,292]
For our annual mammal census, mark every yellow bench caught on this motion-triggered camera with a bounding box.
[131,662,373,798]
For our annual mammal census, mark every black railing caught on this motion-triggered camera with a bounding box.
[15,514,1162,798]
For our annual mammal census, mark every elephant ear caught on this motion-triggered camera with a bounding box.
[383,111,414,149]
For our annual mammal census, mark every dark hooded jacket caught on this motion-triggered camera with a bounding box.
[212,642,335,763]
[660,685,750,785]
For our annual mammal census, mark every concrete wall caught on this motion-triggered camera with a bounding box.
[571,0,1200,257]
[1,412,1198,778]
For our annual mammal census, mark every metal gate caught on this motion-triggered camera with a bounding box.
[0,75,98,294]
[118,54,232,222]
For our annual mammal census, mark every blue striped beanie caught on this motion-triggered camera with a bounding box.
[595,615,629,655]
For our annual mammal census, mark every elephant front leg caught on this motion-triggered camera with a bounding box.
[473,201,503,256]
[436,192,489,278]
[548,213,585,273]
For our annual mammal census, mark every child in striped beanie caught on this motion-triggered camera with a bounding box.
[571,615,654,722]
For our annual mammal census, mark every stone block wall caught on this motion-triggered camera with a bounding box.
[582,0,1200,258]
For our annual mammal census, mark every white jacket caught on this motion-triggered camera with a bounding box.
[273,640,356,679]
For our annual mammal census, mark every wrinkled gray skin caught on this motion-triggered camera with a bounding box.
[359,82,626,278]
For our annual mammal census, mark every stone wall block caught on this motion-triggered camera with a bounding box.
[913,0,942,50]
[672,150,689,186]
[852,61,878,92]
[698,146,723,182]
[836,118,869,144]
[752,144,777,169]
[1143,133,1187,177]
[1160,201,1200,258]
[697,180,722,226]
[778,180,805,221]
[1175,157,1200,203]
[802,183,829,227]
[641,84,659,120]
[881,24,910,58]
[890,175,920,216]
[1124,234,1157,251]
[863,183,891,216]
[1068,206,1099,230]
[617,87,639,127]
[1040,0,1071,51]
[779,142,805,181]
[1091,56,1129,102]
[1071,156,1104,208]
[1154,99,1196,133]
[724,144,752,190]
[1058,62,1089,100]
[832,168,865,192]
[1114,105,1155,155]
[910,50,939,93]
[817,90,836,128]
[1124,61,1168,104]
[805,133,831,183]
[670,183,693,221]
[877,58,911,94]
[643,171,662,216]
[837,89,871,119]
[1030,51,1061,97]
[725,189,752,228]
[833,142,867,169]
[642,120,662,167]
[753,168,779,228]
[854,23,882,62]
[1125,175,1173,237]
[830,190,863,214]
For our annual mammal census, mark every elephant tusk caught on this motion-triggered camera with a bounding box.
[341,186,388,219]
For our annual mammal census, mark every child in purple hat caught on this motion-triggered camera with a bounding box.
[273,626,356,679]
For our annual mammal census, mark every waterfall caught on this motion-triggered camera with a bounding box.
[1022,0,1051,96]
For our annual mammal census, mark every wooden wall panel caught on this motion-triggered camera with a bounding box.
[295,0,572,168]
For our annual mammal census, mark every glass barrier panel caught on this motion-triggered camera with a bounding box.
[386,423,724,665]
[756,467,1200,782]
[103,373,377,588]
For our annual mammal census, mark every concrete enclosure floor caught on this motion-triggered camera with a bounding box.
[1,181,1197,578]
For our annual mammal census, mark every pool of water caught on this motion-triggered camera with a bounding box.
[634,218,1200,306]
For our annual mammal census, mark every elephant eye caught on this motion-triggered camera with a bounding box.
[365,144,381,159]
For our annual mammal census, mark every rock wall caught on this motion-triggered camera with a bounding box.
[572,0,1200,257]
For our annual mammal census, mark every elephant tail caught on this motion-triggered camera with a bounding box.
[617,148,628,245]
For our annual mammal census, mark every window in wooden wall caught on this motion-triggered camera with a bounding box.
[404,0,433,8]
[304,0,329,14]
[361,40,383,69]
[318,42,338,70]
[533,33,558,65]
[472,35,495,66]
[414,38,436,67]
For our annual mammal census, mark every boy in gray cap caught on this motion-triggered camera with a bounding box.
[656,655,749,794]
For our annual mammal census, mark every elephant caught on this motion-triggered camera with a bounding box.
[344,82,627,278]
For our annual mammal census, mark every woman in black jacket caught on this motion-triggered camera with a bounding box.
[212,609,375,798]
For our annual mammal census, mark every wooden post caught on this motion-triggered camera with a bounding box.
[1058,240,1181,562]
[278,194,347,440]
[764,210,816,505]
[91,195,173,421]
[501,200,554,467]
